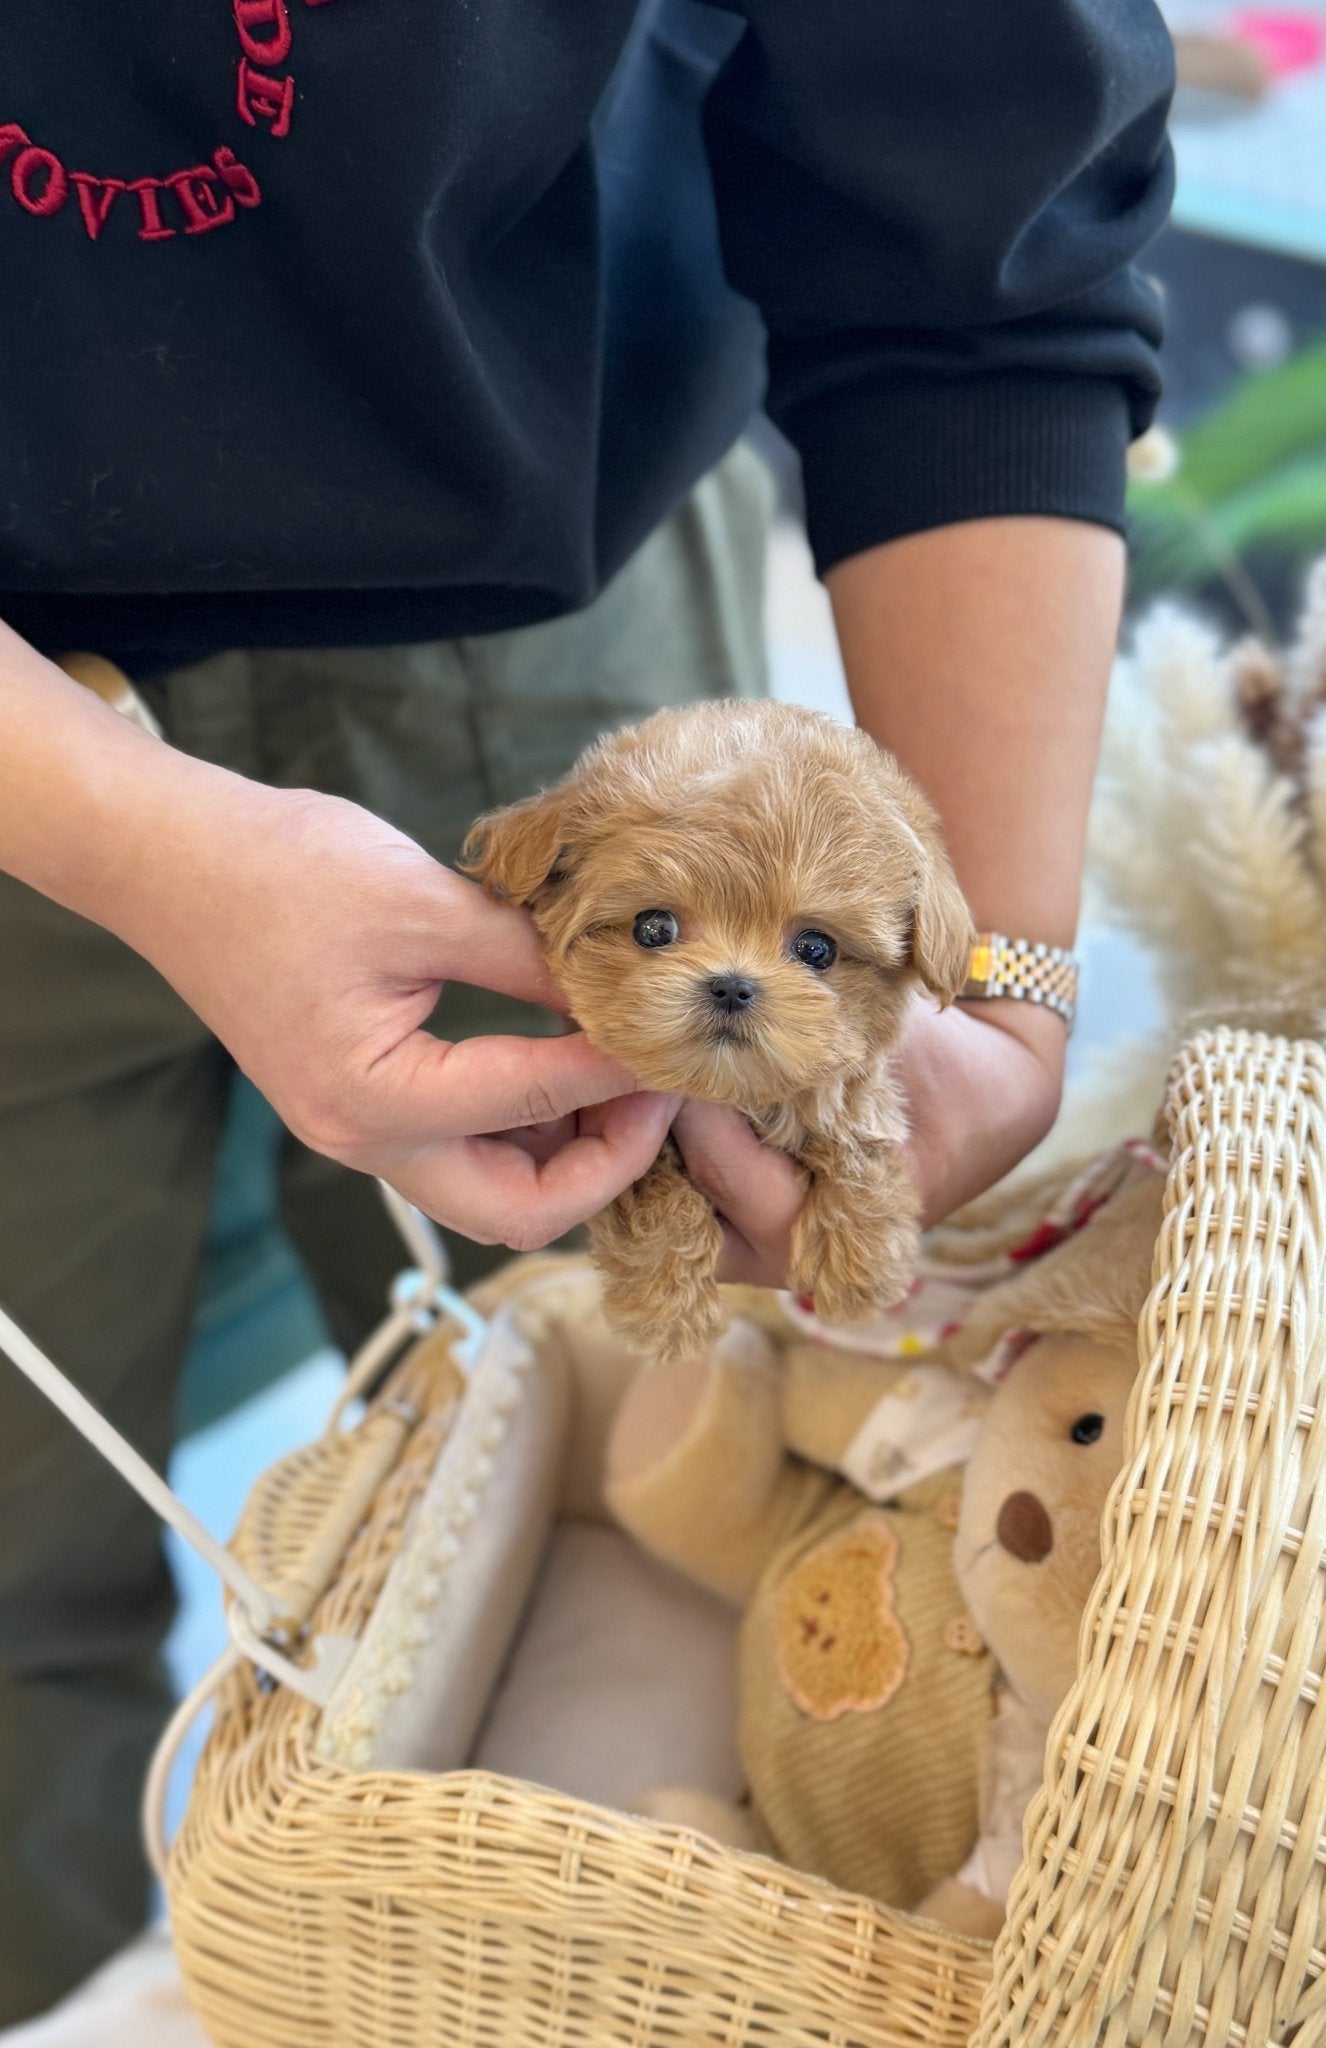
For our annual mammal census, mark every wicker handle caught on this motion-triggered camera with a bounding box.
[976,1029,1326,2046]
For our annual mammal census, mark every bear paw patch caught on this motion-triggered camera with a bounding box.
[774,1514,909,1721]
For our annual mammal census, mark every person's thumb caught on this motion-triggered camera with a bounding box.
[426,867,568,1013]
[362,1027,644,1149]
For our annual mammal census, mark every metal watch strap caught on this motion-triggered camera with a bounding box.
[960,932,1079,1030]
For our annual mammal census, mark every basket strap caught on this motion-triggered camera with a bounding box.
[0,1182,482,1673]
[0,1300,379,1711]
[141,1647,244,1884]
[329,1191,485,1428]
[0,1297,285,1636]
[0,1183,495,1878]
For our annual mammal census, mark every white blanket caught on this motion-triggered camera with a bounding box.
[0,1931,205,2048]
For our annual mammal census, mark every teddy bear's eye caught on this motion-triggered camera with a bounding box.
[791,929,838,972]
[1070,1413,1105,1445]
[633,909,679,949]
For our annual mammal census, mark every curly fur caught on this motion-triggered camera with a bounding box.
[1033,551,1326,1177]
[463,700,972,1361]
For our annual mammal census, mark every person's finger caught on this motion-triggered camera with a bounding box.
[431,867,569,1013]
[471,1090,680,1243]
[363,1027,644,1150]
[672,1099,804,1240]
[387,1089,678,1248]
[672,1100,804,1288]
[712,1220,789,1288]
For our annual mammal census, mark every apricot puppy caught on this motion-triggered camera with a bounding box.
[463,700,972,1361]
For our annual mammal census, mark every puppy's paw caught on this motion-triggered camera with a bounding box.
[649,1277,729,1366]
[854,1216,919,1316]
[804,1264,893,1329]
[591,1156,726,1361]
[791,1199,919,1327]
[598,1238,727,1363]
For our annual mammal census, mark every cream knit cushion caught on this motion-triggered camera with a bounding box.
[471,1523,743,1810]
[313,1287,570,1774]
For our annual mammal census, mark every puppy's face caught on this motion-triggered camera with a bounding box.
[463,702,972,1108]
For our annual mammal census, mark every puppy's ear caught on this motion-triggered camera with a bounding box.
[910,845,974,1005]
[460,789,570,905]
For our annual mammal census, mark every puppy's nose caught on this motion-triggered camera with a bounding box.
[707,974,760,1016]
[995,1490,1054,1563]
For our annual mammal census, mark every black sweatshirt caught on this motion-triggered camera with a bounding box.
[0,1,1173,671]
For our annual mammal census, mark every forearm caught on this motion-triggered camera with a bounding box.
[828,514,1124,1216]
[827,515,1123,949]
[0,618,231,945]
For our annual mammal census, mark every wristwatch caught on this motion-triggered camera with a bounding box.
[960,932,1079,1030]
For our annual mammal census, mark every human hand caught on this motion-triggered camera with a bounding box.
[671,997,1065,1289]
[893,995,1066,1224]
[110,771,677,1249]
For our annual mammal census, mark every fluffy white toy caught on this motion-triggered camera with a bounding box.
[1043,551,1326,1166]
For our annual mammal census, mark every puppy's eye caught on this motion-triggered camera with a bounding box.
[791,929,838,972]
[1070,1413,1105,1446]
[633,909,680,949]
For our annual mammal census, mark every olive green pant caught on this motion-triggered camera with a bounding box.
[0,444,772,2024]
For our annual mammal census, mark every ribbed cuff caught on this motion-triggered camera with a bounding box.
[790,371,1133,576]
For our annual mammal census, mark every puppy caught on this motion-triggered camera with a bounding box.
[462,700,973,1360]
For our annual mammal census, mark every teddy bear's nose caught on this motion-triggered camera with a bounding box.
[996,1490,1054,1563]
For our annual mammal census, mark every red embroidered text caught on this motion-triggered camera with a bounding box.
[2,0,339,247]
[0,139,262,243]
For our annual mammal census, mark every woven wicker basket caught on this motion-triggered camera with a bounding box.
[163,1028,1326,2048]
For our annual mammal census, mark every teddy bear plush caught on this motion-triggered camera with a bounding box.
[604,1159,1163,1932]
